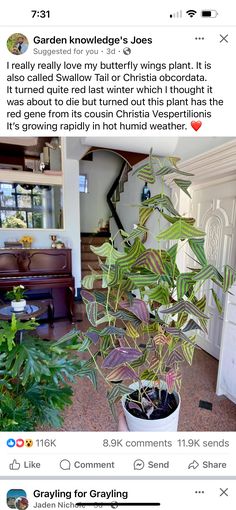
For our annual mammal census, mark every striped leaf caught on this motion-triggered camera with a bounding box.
[166,349,185,365]
[111,310,141,326]
[77,361,97,388]
[211,289,223,314]
[147,283,170,305]
[107,383,132,420]
[164,326,195,345]
[95,314,115,326]
[127,273,158,287]
[133,249,164,275]
[155,166,194,177]
[142,322,161,334]
[81,290,95,303]
[126,322,140,339]
[102,347,141,368]
[100,336,112,355]
[177,311,188,328]
[188,238,207,267]
[101,326,125,337]
[86,301,97,326]
[85,330,100,344]
[93,290,107,305]
[77,335,92,351]
[223,265,236,292]
[130,351,147,368]
[143,194,180,216]
[176,272,195,299]
[120,298,150,324]
[157,219,206,241]
[194,295,206,312]
[173,179,192,198]
[155,165,177,176]
[167,243,178,263]
[161,300,209,320]
[153,332,169,345]
[139,206,153,226]
[182,341,195,365]
[120,279,134,292]
[107,383,132,403]
[194,265,223,284]
[165,369,179,393]
[140,369,157,381]
[135,163,155,183]
[108,264,123,287]
[90,242,122,263]
[117,238,145,271]
[125,225,148,242]
[160,211,195,225]
[106,366,138,382]
[82,273,101,289]
[166,156,181,168]
[182,319,203,332]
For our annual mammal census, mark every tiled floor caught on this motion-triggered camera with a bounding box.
[38,317,236,432]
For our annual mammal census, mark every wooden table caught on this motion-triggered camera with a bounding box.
[0,300,54,326]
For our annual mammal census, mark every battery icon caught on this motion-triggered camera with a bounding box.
[201,10,218,17]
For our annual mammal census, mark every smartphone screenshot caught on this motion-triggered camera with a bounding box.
[0,1,235,508]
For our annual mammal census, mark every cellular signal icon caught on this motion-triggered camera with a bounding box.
[170,10,182,18]
[186,9,197,17]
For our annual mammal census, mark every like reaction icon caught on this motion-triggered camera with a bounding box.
[9,459,21,470]
[7,439,16,448]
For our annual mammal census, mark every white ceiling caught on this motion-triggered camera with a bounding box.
[81,136,235,162]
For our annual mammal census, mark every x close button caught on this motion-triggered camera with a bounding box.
[219,34,229,43]
[219,488,229,497]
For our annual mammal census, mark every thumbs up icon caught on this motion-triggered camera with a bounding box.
[9,459,21,470]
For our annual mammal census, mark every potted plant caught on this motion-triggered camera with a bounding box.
[77,153,236,431]
[6,285,27,312]
[20,235,33,248]
[0,315,96,431]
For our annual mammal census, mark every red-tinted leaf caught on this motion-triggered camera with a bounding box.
[106,365,138,381]
[166,369,178,393]
[128,402,141,411]
[85,331,100,344]
[81,290,95,303]
[102,347,141,368]
[86,301,97,326]
[119,298,149,324]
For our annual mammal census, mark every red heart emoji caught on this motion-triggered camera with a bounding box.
[16,438,24,447]
[191,121,202,131]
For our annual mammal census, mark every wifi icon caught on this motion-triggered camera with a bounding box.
[186,9,197,17]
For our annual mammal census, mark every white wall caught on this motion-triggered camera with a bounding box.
[80,151,122,233]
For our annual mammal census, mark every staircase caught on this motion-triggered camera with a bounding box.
[107,151,148,234]
[81,232,110,288]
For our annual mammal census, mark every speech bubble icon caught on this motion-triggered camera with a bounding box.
[59,459,71,470]
[133,459,145,470]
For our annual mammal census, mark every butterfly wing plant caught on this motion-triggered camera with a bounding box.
[78,152,236,431]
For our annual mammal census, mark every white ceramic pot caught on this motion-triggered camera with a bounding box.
[121,381,181,432]
[11,299,26,312]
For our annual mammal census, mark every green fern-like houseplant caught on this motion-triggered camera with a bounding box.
[78,153,236,431]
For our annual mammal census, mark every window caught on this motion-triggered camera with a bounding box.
[0,183,47,228]
[79,174,88,193]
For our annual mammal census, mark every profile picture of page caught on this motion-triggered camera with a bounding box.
[7,490,28,510]
[7,33,29,55]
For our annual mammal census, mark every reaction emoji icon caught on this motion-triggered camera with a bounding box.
[25,439,33,448]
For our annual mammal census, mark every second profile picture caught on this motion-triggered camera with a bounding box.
[7,33,29,55]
